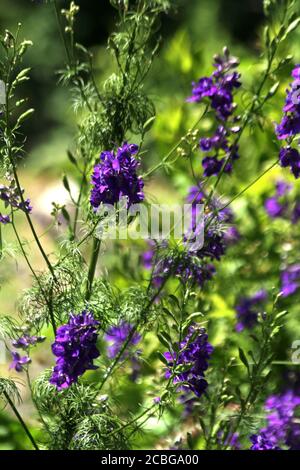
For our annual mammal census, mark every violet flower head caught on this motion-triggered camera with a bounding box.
[104,321,141,360]
[50,311,100,391]
[276,65,300,179]
[235,289,268,332]
[163,325,213,399]
[90,142,144,210]
[281,264,300,297]
[250,433,281,451]
[10,352,31,372]
[0,178,32,214]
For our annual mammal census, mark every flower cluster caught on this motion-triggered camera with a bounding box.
[235,290,268,332]
[104,321,141,380]
[9,334,45,372]
[250,433,281,450]
[265,180,300,223]
[188,48,241,177]
[50,311,100,391]
[163,325,213,398]
[90,142,144,210]
[142,185,238,290]
[0,176,32,219]
[281,264,300,297]
[251,391,300,450]
[276,65,300,178]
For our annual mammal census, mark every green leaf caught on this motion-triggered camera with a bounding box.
[16,108,34,126]
[239,347,250,373]
[62,174,71,193]
[157,332,171,349]
[157,351,169,366]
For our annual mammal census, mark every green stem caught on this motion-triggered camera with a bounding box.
[11,215,57,335]
[85,237,101,301]
[3,391,39,451]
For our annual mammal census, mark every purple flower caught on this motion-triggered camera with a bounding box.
[188,48,241,177]
[265,196,287,218]
[104,321,141,360]
[50,311,100,391]
[276,65,300,179]
[163,325,213,399]
[281,264,300,297]
[235,290,268,332]
[0,181,32,214]
[12,334,45,350]
[9,352,31,372]
[0,214,10,224]
[251,391,300,450]
[250,433,281,450]
[90,142,144,210]
[278,147,300,178]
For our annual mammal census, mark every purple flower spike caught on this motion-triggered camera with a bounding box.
[90,142,144,210]
[163,325,213,399]
[275,65,300,179]
[50,311,100,391]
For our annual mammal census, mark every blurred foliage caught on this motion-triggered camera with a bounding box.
[1,0,300,450]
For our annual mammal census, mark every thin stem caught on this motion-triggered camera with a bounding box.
[3,390,39,450]
[85,237,101,301]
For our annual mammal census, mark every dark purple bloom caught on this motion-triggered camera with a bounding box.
[0,181,32,214]
[0,214,10,224]
[188,48,241,177]
[281,264,300,297]
[163,325,213,398]
[235,290,268,332]
[90,142,144,210]
[9,352,31,372]
[250,433,281,450]
[251,391,300,450]
[276,66,300,179]
[50,311,100,391]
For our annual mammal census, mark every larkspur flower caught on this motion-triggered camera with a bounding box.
[235,289,268,332]
[250,433,281,450]
[12,334,45,350]
[163,325,213,399]
[281,264,300,297]
[251,391,300,450]
[9,352,31,372]
[188,48,241,177]
[50,311,100,391]
[90,142,144,210]
[142,185,238,290]
[0,177,32,214]
[276,65,300,179]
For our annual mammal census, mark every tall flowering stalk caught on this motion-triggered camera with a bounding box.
[0,0,299,452]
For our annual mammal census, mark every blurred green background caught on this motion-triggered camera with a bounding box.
[1,0,300,450]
